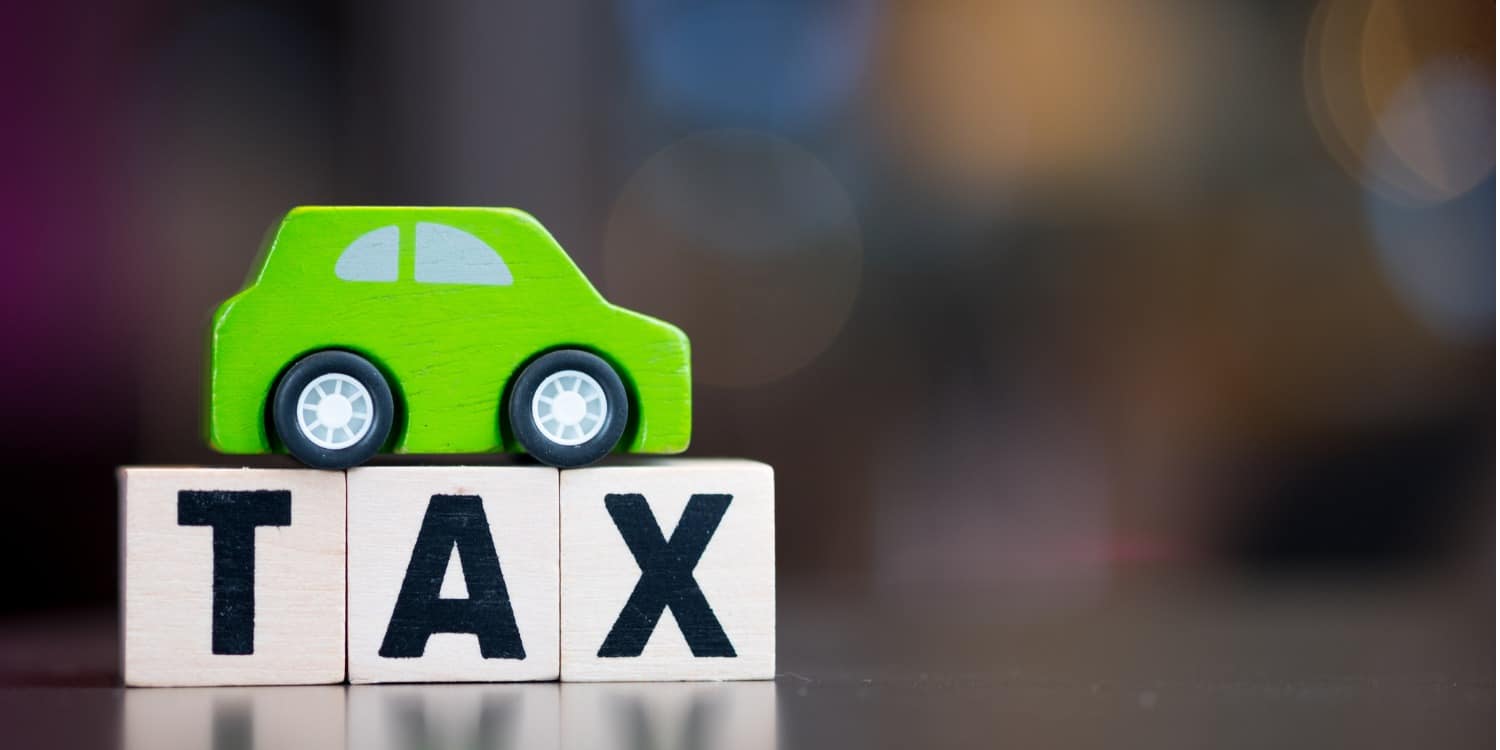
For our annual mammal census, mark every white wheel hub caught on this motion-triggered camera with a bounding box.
[297,373,374,450]
[531,369,607,446]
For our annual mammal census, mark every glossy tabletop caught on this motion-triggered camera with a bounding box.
[0,582,1490,749]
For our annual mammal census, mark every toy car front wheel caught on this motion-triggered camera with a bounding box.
[508,350,628,468]
[272,350,395,469]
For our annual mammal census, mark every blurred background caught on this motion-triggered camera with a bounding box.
[0,0,1492,734]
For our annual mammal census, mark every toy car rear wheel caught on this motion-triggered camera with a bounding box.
[508,350,628,468]
[272,350,395,469]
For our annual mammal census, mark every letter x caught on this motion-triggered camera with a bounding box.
[598,493,736,658]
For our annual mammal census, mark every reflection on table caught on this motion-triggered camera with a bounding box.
[122,681,778,750]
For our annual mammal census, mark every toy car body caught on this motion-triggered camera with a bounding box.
[206,206,691,469]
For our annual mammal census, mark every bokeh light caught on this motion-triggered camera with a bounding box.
[602,130,862,388]
[1367,60,1495,203]
[1305,0,1494,204]
[617,0,879,131]
[1367,176,1495,341]
[875,0,1237,198]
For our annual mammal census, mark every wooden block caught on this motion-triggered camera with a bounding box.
[348,684,560,749]
[560,459,775,681]
[347,466,560,683]
[120,468,346,686]
[560,681,776,749]
[124,686,345,750]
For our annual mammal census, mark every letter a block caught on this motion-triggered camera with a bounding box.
[560,459,774,681]
[120,468,347,686]
[347,466,559,683]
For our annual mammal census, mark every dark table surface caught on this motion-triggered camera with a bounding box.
[1,580,1491,749]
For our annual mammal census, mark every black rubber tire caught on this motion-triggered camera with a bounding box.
[272,350,395,470]
[508,350,628,468]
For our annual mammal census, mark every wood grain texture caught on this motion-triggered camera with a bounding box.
[124,687,345,749]
[560,459,774,681]
[206,206,690,458]
[347,466,559,683]
[119,468,346,686]
[348,684,560,749]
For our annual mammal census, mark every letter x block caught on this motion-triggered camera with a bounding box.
[560,459,774,681]
[347,466,559,683]
[120,468,347,686]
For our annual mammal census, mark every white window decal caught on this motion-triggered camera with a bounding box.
[415,222,513,286]
[334,225,399,282]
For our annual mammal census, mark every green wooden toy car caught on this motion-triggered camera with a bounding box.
[206,206,691,469]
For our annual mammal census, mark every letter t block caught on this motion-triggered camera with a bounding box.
[561,459,775,681]
[120,468,346,686]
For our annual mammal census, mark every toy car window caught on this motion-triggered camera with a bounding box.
[334,225,399,282]
[415,222,514,286]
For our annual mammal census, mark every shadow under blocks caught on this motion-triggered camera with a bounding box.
[118,459,774,686]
